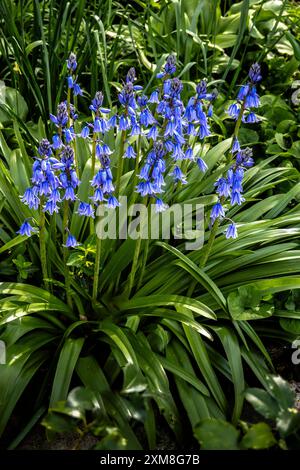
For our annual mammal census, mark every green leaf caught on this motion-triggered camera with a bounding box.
[228,285,274,320]
[0,87,28,122]
[50,338,85,406]
[194,419,240,450]
[212,327,244,423]
[42,413,78,434]
[241,423,276,450]
[117,295,216,320]
[158,242,227,311]
[245,388,279,420]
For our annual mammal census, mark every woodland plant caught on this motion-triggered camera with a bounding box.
[17,54,262,305]
[1,51,300,449]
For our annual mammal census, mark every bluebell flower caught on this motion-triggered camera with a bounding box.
[63,186,76,201]
[207,104,213,118]
[136,180,156,197]
[126,67,136,84]
[228,103,240,119]
[77,202,95,218]
[107,195,120,209]
[130,118,141,136]
[108,115,117,128]
[89,91,104,112]
[48,188,61,203]
[43,199,59,215]
[197,158,208,172]
[140,108,155,127]
[149,89,160,104]
[155,198,168,213]
[237,84,250,101]
[199,123,210,139]
[17,220,36,237]
[124,144,136,159]
[211,201,225,222]
[50,102,68,128]
[196,80,208,99]
[118,81,136,109]
[230,191,245,206]
[94,117,108,133]
[245,87,260,108]
[170,166,187,184]
[235,148,254,168]
[248,63,262,84]
[67,52,77,72]
[226,223,238,239]
[232,137,240,153]
[52,134,63,149]
[157,54,177,78]
[244,111,259,123]
[215,177,231,198]
[38,139,52,157]
[67,76,74,88]
[21,187,39,209]
[90,188,105,202]
[65,233,80,248]
[73,82,82,96]
[81,126,90,138]
[64,127,75,143]
[139,163,151,180]
[147,125,158,141]
[119,115,130,131]
[184,147,193,160]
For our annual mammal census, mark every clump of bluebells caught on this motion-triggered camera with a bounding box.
[211,63,262,238]
[18,53,261,245]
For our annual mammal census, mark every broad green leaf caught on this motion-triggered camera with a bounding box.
[195,419,240,450]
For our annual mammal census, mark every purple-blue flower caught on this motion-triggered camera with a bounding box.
[65,233,80,248]
[226,223,238,239]
[17,220,36,237]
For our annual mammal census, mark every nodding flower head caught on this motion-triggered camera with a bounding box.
[17,219,37,237]
[226,223,238,239]
[67,52,77,72]
[118,81,136,108]
[164,54,176,75]
[170,77,183,97]
[38,139,52,157]
[157,54,176,79]
[248,63,262,84]
[235,147,254,168]
[196,80,207,99]
[126,67,136,84]
[64,232,80,248]
[50,102,68,128]
[90,91,105,113]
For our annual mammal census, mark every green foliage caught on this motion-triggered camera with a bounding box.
[0,0,300,452]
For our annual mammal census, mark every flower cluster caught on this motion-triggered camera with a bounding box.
[132,56,215,211]
[17,52,262,245]
[210,63,262,238]
[228,62,261,123]
[81,89,119,211]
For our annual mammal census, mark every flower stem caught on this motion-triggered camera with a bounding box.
[127,236,142,297]
[92,237,102,301]
[126,197,148,297]
[116,130,126,197]
[63,199,72,309]
[187,99,247,298]
[136,203,151,290]
[39,204,49,290]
